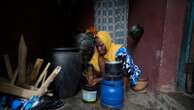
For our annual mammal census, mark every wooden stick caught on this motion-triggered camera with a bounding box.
[30,58,44,84]
[11,68,18,85]
[17,35,27,85]
[42,70,48,86]
[38,66,61,96]
[34,62,51,88]
[3,54,13,81]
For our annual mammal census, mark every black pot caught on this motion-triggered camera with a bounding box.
[45,48,82,98]
[105,61,122,75]
[104,61,123,80]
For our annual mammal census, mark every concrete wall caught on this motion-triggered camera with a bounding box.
[158,0,187,92]
[128,0,187,92]
[128,0,166,92]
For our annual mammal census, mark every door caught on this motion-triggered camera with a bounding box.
[177,0,194,91]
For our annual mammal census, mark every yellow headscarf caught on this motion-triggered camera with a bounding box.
[89,31,122,72]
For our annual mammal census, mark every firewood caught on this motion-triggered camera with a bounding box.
[42,70,48,86]
[38,66,61,96]
[11,68,18,85]
[17,35,27,85]
[0,66,61,99]
[3,54,13,81]
[0,82,40,99]
[30,58,44,84]
[34,62,51,88]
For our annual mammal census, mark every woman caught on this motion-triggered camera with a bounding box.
[89,31,141,89]
[77,32,96,87]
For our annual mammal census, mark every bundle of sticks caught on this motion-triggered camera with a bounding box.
[0,35,61,99]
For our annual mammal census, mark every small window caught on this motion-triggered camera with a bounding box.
[108,2,113,7]
[102,18,106,23]
[97,2,101,8]
[108,25,113,31]
[98,25,101,30]
[108,18,113,23]
[97,10,101,16]
[103,10,107,16]
[122,16,125,21]
[103,2,106,7]
[103,26,106,30]
[108,10,113,16]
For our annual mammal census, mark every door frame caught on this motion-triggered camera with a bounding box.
[177,0,194,91]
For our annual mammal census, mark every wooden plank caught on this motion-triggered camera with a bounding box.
[0,66,61,99]
[0,82,40,99]
[34,62,51,88]
[30,58,44,84]
[17,35,27,85]
[39,66,61,96]
[3,54,13,80]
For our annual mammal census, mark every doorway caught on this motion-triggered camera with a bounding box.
[177,0,194,91]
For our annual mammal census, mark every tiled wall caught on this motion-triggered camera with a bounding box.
[94,0,129,45]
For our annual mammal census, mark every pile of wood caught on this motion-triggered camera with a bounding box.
[0,35,61,99]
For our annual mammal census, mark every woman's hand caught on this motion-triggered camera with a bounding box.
[83,65,102,87]
[88,77,102,87]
